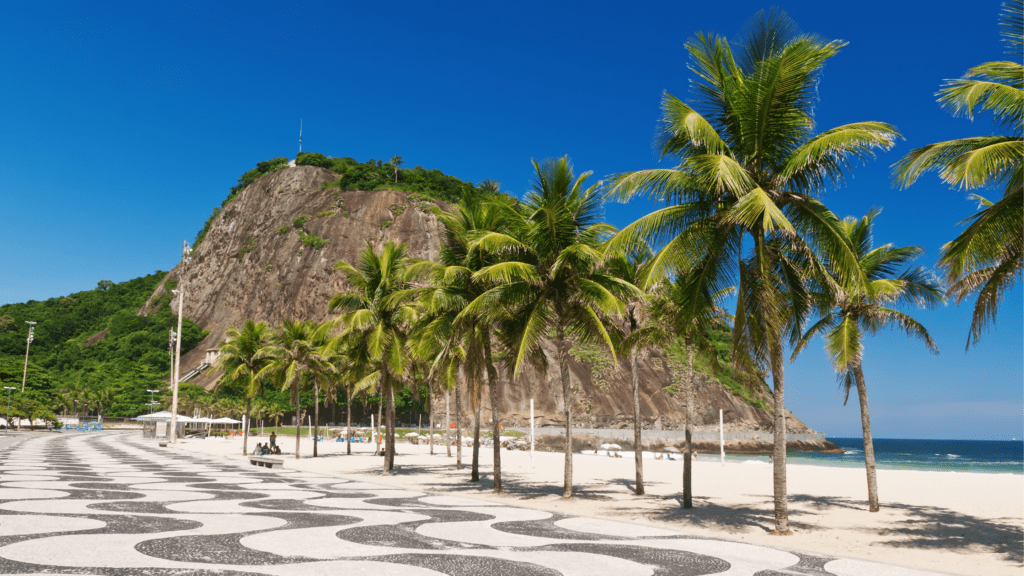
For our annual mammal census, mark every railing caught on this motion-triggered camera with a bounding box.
[509,427,826,442]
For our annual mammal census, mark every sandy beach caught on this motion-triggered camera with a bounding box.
[172,433,1023,576]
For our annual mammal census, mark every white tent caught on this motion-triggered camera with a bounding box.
[134,411,194,423]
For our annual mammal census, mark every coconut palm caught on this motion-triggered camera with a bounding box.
[391,156,404,182]
[214,319,273,456]
[462,156,638,498]
[893,0,1022,349]
[329,240,419,474]
[414,196,510,489]
[606,10,898,532]
[792,209,943,511]
[257,319,326,459]
[605,251,659,495]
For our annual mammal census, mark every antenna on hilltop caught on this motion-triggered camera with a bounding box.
[298,119,303,154]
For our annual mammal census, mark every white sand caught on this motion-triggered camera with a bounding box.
[171,433,1023,576]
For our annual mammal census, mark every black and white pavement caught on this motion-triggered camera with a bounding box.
[0,432,944,575]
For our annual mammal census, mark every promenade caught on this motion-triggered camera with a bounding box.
[0,432,949,575]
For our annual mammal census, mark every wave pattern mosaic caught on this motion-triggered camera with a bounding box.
[0,433,938,575]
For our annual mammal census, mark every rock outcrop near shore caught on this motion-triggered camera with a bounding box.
[148,166,821,437]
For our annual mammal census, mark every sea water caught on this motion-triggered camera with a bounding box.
[733,438,1024,475]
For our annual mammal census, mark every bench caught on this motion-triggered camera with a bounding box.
[158,442,167,448]
[249,456,284,469]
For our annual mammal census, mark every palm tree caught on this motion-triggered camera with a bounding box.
[258,319,325,459]
[893,0,1022,349]
[653,275,733,508]
[215,319,273,456]
[605,251,658,495]
[329,240,419,474]
[415,196,510,490]
[463,156,638,498]
[391,156,404,183]
[606,10,898,532]
[792,209,943,511]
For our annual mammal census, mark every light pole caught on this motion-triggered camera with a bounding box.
[4,387,15,436]
[170,240,191,444]
[21,322,36,392]
[146,390,160,414]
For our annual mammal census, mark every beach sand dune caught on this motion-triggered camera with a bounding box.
[175,435,1023,576]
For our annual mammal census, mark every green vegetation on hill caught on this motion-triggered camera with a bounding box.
[194,154,493,249]
[0,273,207,421]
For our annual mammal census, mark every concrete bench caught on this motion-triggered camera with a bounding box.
[249,456,284,468]
[158,442,167,448]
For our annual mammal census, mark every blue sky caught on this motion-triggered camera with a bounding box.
[0,1,1019,439]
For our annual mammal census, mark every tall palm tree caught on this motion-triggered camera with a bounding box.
[652,275,733,508]
[463,156,638,498]
[215,319,273,456]
[792,209,943,511]
[605,251,659,496]
[893,0,1022,349]
[257,319,325,459]
[606,10,898,532]
[391,156,404,183]
[415,196,509,490]
[329,240,419,474]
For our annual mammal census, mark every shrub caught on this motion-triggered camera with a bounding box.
[378,220,392,230]
[277,225,290,235]
[236,236,259,259]
[296,230,329,249]
[295,152,333,169]
[389,204,406,217]
[316,210,334,218]
[292,215,311,229]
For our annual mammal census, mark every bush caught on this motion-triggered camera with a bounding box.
[295,152,333,169]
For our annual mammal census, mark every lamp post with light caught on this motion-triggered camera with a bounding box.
[170,241,191,444]
[4,387,15,436]
[21,322,36,392]
[146,390,160,414]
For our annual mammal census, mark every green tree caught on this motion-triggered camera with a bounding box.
[329,241,419,474]
[463,157,638,497]
[416,196,511,489]
[257,319,326,459]
[391,156,404,183]
[606,10,898,532]
[792,209,942,511]
[893,0,1022,349]
[214,319,273,456]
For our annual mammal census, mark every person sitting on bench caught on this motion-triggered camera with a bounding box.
[260,444,271,456]
[251,443,264,455]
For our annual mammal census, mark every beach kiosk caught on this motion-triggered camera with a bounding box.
[133,411,193,440]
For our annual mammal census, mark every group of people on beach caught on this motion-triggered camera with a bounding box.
[251,432,281,456]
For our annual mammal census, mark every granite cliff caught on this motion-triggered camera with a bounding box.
[147,165,827,441]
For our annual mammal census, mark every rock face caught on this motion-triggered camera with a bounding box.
[150,166,818,436]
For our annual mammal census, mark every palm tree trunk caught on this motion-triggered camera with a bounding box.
[556,325,573,498]
[346,388,352,456]
[483,332,502,492]
[444,389,451,457]
[455,380,463,470]
[683,342,693,508]
[294,399,302,460]
[631,349,644,495]
[242,396,252,456]
[429,381,435,455]
[376,398,383,455]
[770,343,790,534]
[853,361,880,512]
[471,380,481,482]
[383,369,396,474]
[313,383,320,458]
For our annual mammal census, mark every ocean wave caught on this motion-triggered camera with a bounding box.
[946,454,960,458]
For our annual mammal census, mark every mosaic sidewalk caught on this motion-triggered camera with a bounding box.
[0,432,944,575]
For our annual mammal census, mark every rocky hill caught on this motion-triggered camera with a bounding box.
[149,165,822,437]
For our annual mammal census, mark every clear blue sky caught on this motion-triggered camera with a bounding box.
[0,1,1019,439]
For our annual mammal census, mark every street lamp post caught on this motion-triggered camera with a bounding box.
[146,390,160,414]
[21,322,36,392]
[4,387,15,436]
[170,241,191,444]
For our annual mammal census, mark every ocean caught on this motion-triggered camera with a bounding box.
[730,437,1024,475]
